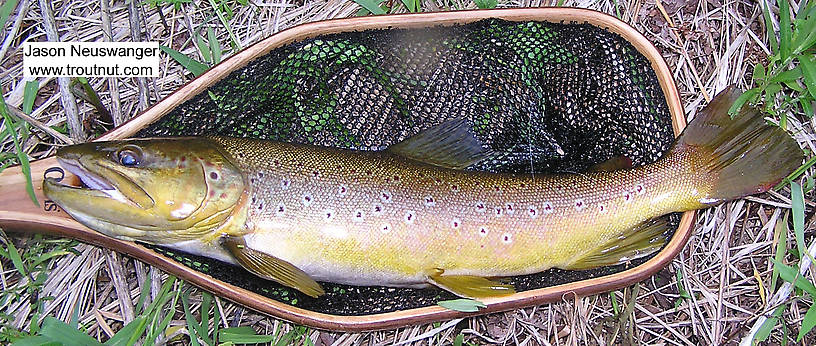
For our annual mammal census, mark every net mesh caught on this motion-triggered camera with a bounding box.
[139,19,679,316]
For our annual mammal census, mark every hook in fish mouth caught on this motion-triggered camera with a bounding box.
[46,157,150,208]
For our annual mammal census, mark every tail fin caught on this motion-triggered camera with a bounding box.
[671,86,803,204]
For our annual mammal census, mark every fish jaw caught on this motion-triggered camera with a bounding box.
[43,156,161,241]
[43,138,248,244]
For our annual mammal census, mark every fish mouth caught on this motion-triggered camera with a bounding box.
[45,157,152,209]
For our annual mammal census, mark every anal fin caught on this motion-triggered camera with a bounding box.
[222,236,325,298]
[428,269,515,298]
[566,217,669,271]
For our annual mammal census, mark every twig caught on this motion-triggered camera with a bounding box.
[394,318,462,345]
[740,241,816,345]
[6,104,74,144]
[38,0,85,142]
[103,250,135,324]
[128,0,149,112]
[99,0,124,126]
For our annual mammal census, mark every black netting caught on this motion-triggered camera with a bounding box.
[138,19,678,316]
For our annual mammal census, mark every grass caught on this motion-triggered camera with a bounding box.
[0,0,815,344]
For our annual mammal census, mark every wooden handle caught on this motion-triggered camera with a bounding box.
[0,157,82,234]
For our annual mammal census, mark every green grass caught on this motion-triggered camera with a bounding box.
[730,0,815,136]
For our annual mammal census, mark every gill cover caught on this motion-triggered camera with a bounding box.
[43,138,246,243]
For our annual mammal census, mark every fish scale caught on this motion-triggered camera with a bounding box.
[212,136,699,285]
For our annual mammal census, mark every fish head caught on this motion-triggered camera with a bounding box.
[43,138,246,243]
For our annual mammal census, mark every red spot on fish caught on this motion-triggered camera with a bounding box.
[435,178,443,184]
[505,203,514,214]
[312,170,319,177]
[393,175,400,181]
[624,192,632,202]
[479,226,488,236]
[220,193,227,199]
[528,206,538,218]
[599,204,606,213]
[451,184,459,192]
[404,211,416,224]
[495,207,503,217]
[475,202,486,213]
[574,199,584,210]
[543,203,553,213]
[635,184,645,195]
[273,159,280,166]
[380,191,393,203]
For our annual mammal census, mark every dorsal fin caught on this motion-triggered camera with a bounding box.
[589,155,633,172]
[386,118,492,169]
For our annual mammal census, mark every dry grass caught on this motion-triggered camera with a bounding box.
[1,0,813,344]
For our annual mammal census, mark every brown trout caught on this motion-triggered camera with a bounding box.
[43,88,802,298]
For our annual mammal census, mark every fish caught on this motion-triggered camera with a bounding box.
[43,87,803,299]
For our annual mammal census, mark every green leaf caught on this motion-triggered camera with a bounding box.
[437,298,486,312]
[0,92,38,206]
[352,0,386,14]
[779,0,792,61]
[159,45,209,77]
[1,236,27,277]
[195,33,212,64]
[218,327,276,344]
[774,259,816,296]
[10,336,61,346]
[104,316,148,346]
[728,88,760,116]
[207,27,222,64]
[799,55,816,101]
[791,7,816,55]
[474,0,497,9]
[769,66,802,83]
[38,317,103,346]
[763,1,779,54]
[792,182,805,260]
[454,333,464,346]
[798,303,816,341]
[754,304,787,343]
[0,0,19,31]
[22,80,39,115]
[753,63,766,81]
[180,292,202,346]
[399,0,416,12]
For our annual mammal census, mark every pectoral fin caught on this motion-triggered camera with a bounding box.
[427,269,515,298]
[222,236,325,298]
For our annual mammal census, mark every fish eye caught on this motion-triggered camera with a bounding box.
[116,147,141,167]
